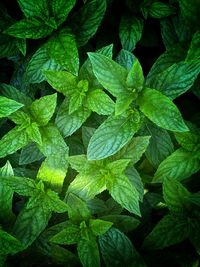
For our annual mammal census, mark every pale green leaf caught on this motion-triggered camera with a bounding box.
[89,219,112,236]
[0,96,23,118]
[26,122,42,145]
[138,88,189,132]
[50,225,80,245]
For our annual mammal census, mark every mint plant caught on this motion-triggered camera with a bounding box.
[0,0,200,266]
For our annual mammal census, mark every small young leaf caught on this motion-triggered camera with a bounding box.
[126,59,144,91]
[0,96,23,118]
[46,190,68,213]
[154,148,200,182]
[29,94,57,126]
[88,52,128,97]
[26,122,42,145]
[138,88,189,132]
[89,219,113,236]
[50,225,80,245]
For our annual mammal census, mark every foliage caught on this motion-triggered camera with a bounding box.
[0,0,200,266]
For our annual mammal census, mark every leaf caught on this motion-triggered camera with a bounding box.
[17,0,49,18]
[119,16,143,51]
[19,142,44,165]
[112,136,150,164]
[87,112,141,160]
[25,45,62,84]
[77,238,100,267]
[45,190,68,213]
[56,98,91,137]
[51,0,76,26]
[154,148,200,182]
[69,80,88,114]
[143,215,189,249]
[47,29,79,75]
[89,219,113,236]
[5,18,53,39]
[50,225,80,245]
[186,31,200,61]
[116,49,136,71]
[106,174,141,216]
[0,229,23,255]
[99,228,146,267]
[0,176,37,196]
[0,161,15,225]
[148,2,175,18]
[163,177,190,214]
[12,192,51,248]
[86,89,115,115]
[69,0,107,46]
[126,59,144,91]
[175,131,200,152]
[29,94,57,126]
[146,61,200,100]
[88,52,128,97]
[44,70,77,97]
[0,127,29,158]
[143,121,174,167]
[138,88,189,132]
[26,122,42,145]
[178,0,200,29]
[0,96,23,118]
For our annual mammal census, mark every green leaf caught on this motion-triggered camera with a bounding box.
[69,0,107,46]
[88,52,128,97]
[146,62,200,100]
[143,121,174,167]
[50,224,80,245]
[68,155,88,172]
[29,94,57,126]
[51,0,76,26]
[138,88,189,132]
[0,34,18,58]
[45,190,68,213]
[163,177,190,214]
[126,59,144,91]
[99,228,146,267]
[17,0,49,18]
[0,161,15,225]
[116,49,136,71]
[143,215,189,249]
[87,112,141,160]
[5,18,53,39]
[188,192,200,207]
[25,45,62,84]
[86,89,115,115]
[106,174,141,216]
[26,122,42,145]
[56,98,91,137]
[89,219,112,236]
[175,131,200,152]
[0,127,29,158]
[19,143,44,165]
[112,136,150,164]
[0,96,23,118]
[77,238,100,267]
[119,15,143,51]
[47,29,79,75]
[12,192,51,248]
[186,31,200,61]
[66,193,91,222]
[0,176,37,196]
[154,148,200,182]
[44,70,77,96]
[69,80,88,114]
[0,229,23,255]
[148,2,175,18]
[178,0,200,29]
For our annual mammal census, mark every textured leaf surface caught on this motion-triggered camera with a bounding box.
[87,112,141,160]
[51,0,76,26]
[0,230,23,255]
[17,0,49,18]
[138,88,189,132]
[78,238,100,267]
[50,224,80,245]
[0,96,23,118]
[154,148,200,182]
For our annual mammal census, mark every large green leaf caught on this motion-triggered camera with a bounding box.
[69,0,107,46]
[163,177,191,214]
[138,88,189,132]
[88,52,128,97]
[17,0,49,18]
[99,228,146,267]
[175,131,200,152]
[87,112,141,160]
[143,215,189,249]
[47,29,79,75]
[19,143,44,165]
[0,96,23,118]
[29,94,57,126]
[51,0,76,26]
[0,127,29,158]
[154,148,200,182]
[5,18,53,39]
[119,16,143,51]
